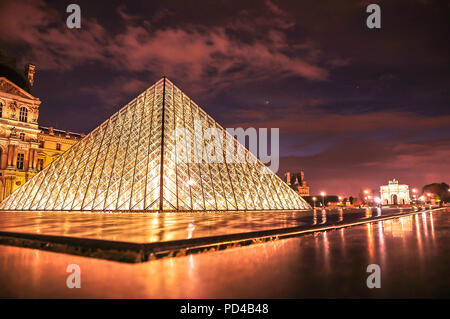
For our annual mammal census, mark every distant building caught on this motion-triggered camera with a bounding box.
[285,171,310,196]
[0,54,81,200]
[380,179,410,205]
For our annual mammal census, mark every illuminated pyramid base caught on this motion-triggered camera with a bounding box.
[0,78,310,212]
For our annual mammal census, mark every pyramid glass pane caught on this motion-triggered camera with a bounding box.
[0,78,310,212]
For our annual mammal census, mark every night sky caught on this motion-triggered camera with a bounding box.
[0,0,448,196]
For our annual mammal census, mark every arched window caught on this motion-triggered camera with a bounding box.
[19,107,28,122]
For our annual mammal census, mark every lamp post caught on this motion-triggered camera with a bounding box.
[363,189,369,205]
[412,188,417,205]
[312,196,317,209]
[320,191,326,208]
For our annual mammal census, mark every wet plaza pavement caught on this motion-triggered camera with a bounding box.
[0,209,448,298]
[0,207,416,243]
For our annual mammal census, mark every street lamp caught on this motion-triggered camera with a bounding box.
[320,191,326,207]
[367,195,372,206]
[312,196,317,209]
[363,189,370,205]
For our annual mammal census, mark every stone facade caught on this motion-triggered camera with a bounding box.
[380,179,410,205]
[285,171,310,196]
[37,126,82,171]
[0,64,81,201]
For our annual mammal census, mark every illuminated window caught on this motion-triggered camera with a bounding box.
[19,107,28,122]
[16,153,24,170]
[56,143,61,151]
[37,158,44,171]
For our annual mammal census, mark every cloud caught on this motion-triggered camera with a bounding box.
[80,77,149,108]
[0,0,109,70]
[229,107,450,135]
[0,0,330,101]
[228,103,450,195]
[280,138,450,196]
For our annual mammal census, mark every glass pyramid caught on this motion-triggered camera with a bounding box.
[0,78,310,212]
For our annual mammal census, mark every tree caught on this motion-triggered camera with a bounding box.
[422,182,450,203]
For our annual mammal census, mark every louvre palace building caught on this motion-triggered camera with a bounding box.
[0,54,82,201]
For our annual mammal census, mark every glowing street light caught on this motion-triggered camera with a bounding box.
[320,191,326,207]
[312,196,317,209]
[412,188,418,204]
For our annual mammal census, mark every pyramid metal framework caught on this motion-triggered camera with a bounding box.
[0,78,310,212]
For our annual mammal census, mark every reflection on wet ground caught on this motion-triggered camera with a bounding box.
[0,207,416,243]
[0,209,448,298]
